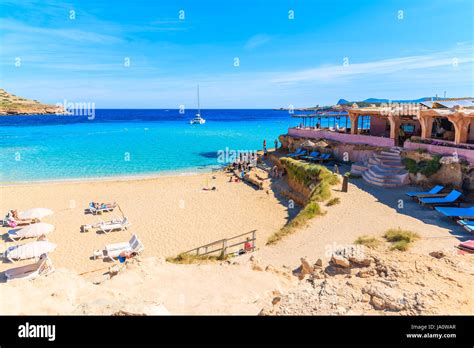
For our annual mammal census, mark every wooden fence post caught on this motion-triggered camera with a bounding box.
[222,239,228,256]
[252,230,256,250]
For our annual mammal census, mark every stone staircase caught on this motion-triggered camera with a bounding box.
[351,147,409,188]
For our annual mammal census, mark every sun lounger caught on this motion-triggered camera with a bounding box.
[88,202,117,215]
[93,234,144,261]
[300,151,320,161]
[5,254,55,282]
[418,190,462,207]
[287,148,304,157]
[456,220,474,233]
[435,206,474,219]
[7,222,54,241]
[4,240,57,262]
[458,240,474,253]
[81,217,130,234]
[317,153,332,163]
[406,185,444,198]
[293,149,308,159]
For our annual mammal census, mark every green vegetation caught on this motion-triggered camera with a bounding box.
[166,250,229,264]
[354,235,381,249]
[416,148,428,154]
[326,197,341,206]
[403,154,442,177]
[345,172,362,179]
[267,158,340,245]
[383,228,420,251]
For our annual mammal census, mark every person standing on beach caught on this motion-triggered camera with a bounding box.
[263,139,266,149]
[274,139,278,150]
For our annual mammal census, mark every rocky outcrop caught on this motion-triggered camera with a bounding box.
[260,246,474,315]
[0,88,64,115]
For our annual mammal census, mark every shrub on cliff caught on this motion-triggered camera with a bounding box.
[403,154,442,177]
[267,158,340,245]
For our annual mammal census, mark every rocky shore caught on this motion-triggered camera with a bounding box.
[0,88,64,115]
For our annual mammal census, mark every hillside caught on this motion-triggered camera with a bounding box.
[0,88,63,115]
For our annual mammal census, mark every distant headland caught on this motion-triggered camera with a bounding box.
[0,88,64,115]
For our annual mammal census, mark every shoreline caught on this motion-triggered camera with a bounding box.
[0,165,225,186]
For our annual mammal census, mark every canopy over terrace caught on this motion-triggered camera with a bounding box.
[347,106,421,142]
[418,106,474,144]
[289,105,421,147]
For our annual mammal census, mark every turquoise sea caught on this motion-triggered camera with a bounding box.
[0,109,302,182]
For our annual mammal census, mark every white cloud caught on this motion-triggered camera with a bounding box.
[272,45,474,83]
[0,19,123,44]
[244,34,272,50]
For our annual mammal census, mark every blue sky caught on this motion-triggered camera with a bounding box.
[0,0,473,108]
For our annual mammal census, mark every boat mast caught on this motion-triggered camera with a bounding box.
[197,84,200,115]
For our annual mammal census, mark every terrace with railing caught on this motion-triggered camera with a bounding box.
[287,100,474,162]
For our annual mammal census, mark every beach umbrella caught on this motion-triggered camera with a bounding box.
[19,208,54,220]
[314,140,329,148]
[5,241,57,261]
[300,140,316,148]
[9,223,55,240]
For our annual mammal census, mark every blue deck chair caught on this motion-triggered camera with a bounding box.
[287,148,304,157]
[419,190,462,207]
[293,149,308,158]
[435,206,474,219]
[406,185,444,198]
[300,151,319,161]
[318,153,332,163]
[457,220,474,233]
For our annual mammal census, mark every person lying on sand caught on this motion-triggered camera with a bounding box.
[202,186,217,191]
[91,202,116,209]
[118,251,137,263]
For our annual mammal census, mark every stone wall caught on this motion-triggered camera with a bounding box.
[279,134,384,163]
[402,150,473,190]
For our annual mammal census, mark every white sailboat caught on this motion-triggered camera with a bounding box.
[189,84,206,124]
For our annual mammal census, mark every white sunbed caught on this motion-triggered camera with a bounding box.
[93,234,144,261]
[4,254,55,282]
[4,240,57,262]
[88,202,118,215]
[8,222,55,241]
[82,217,131,234]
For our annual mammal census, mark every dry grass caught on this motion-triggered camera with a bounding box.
[166,251,228,264]
[384,228,420,251]
[326,197,341,206]
[354,235,381,249]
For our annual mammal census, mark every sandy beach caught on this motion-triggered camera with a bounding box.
[1,167,473,315]
[1,168,470,276]
[0,172,469,273]
[0,171,292,275]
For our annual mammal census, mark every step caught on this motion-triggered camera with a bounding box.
[362,171,407,187]
[380,151,402,158]
[367,171,408,182]
[368,159,405,170]
[373,154,402,163]
[363,178,401,188]
[363,170,404,184]
[369,165,407,175]
[363,169,409,187]
[362,173,402,188]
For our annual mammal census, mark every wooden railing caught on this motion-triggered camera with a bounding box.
[183,230,257,257]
